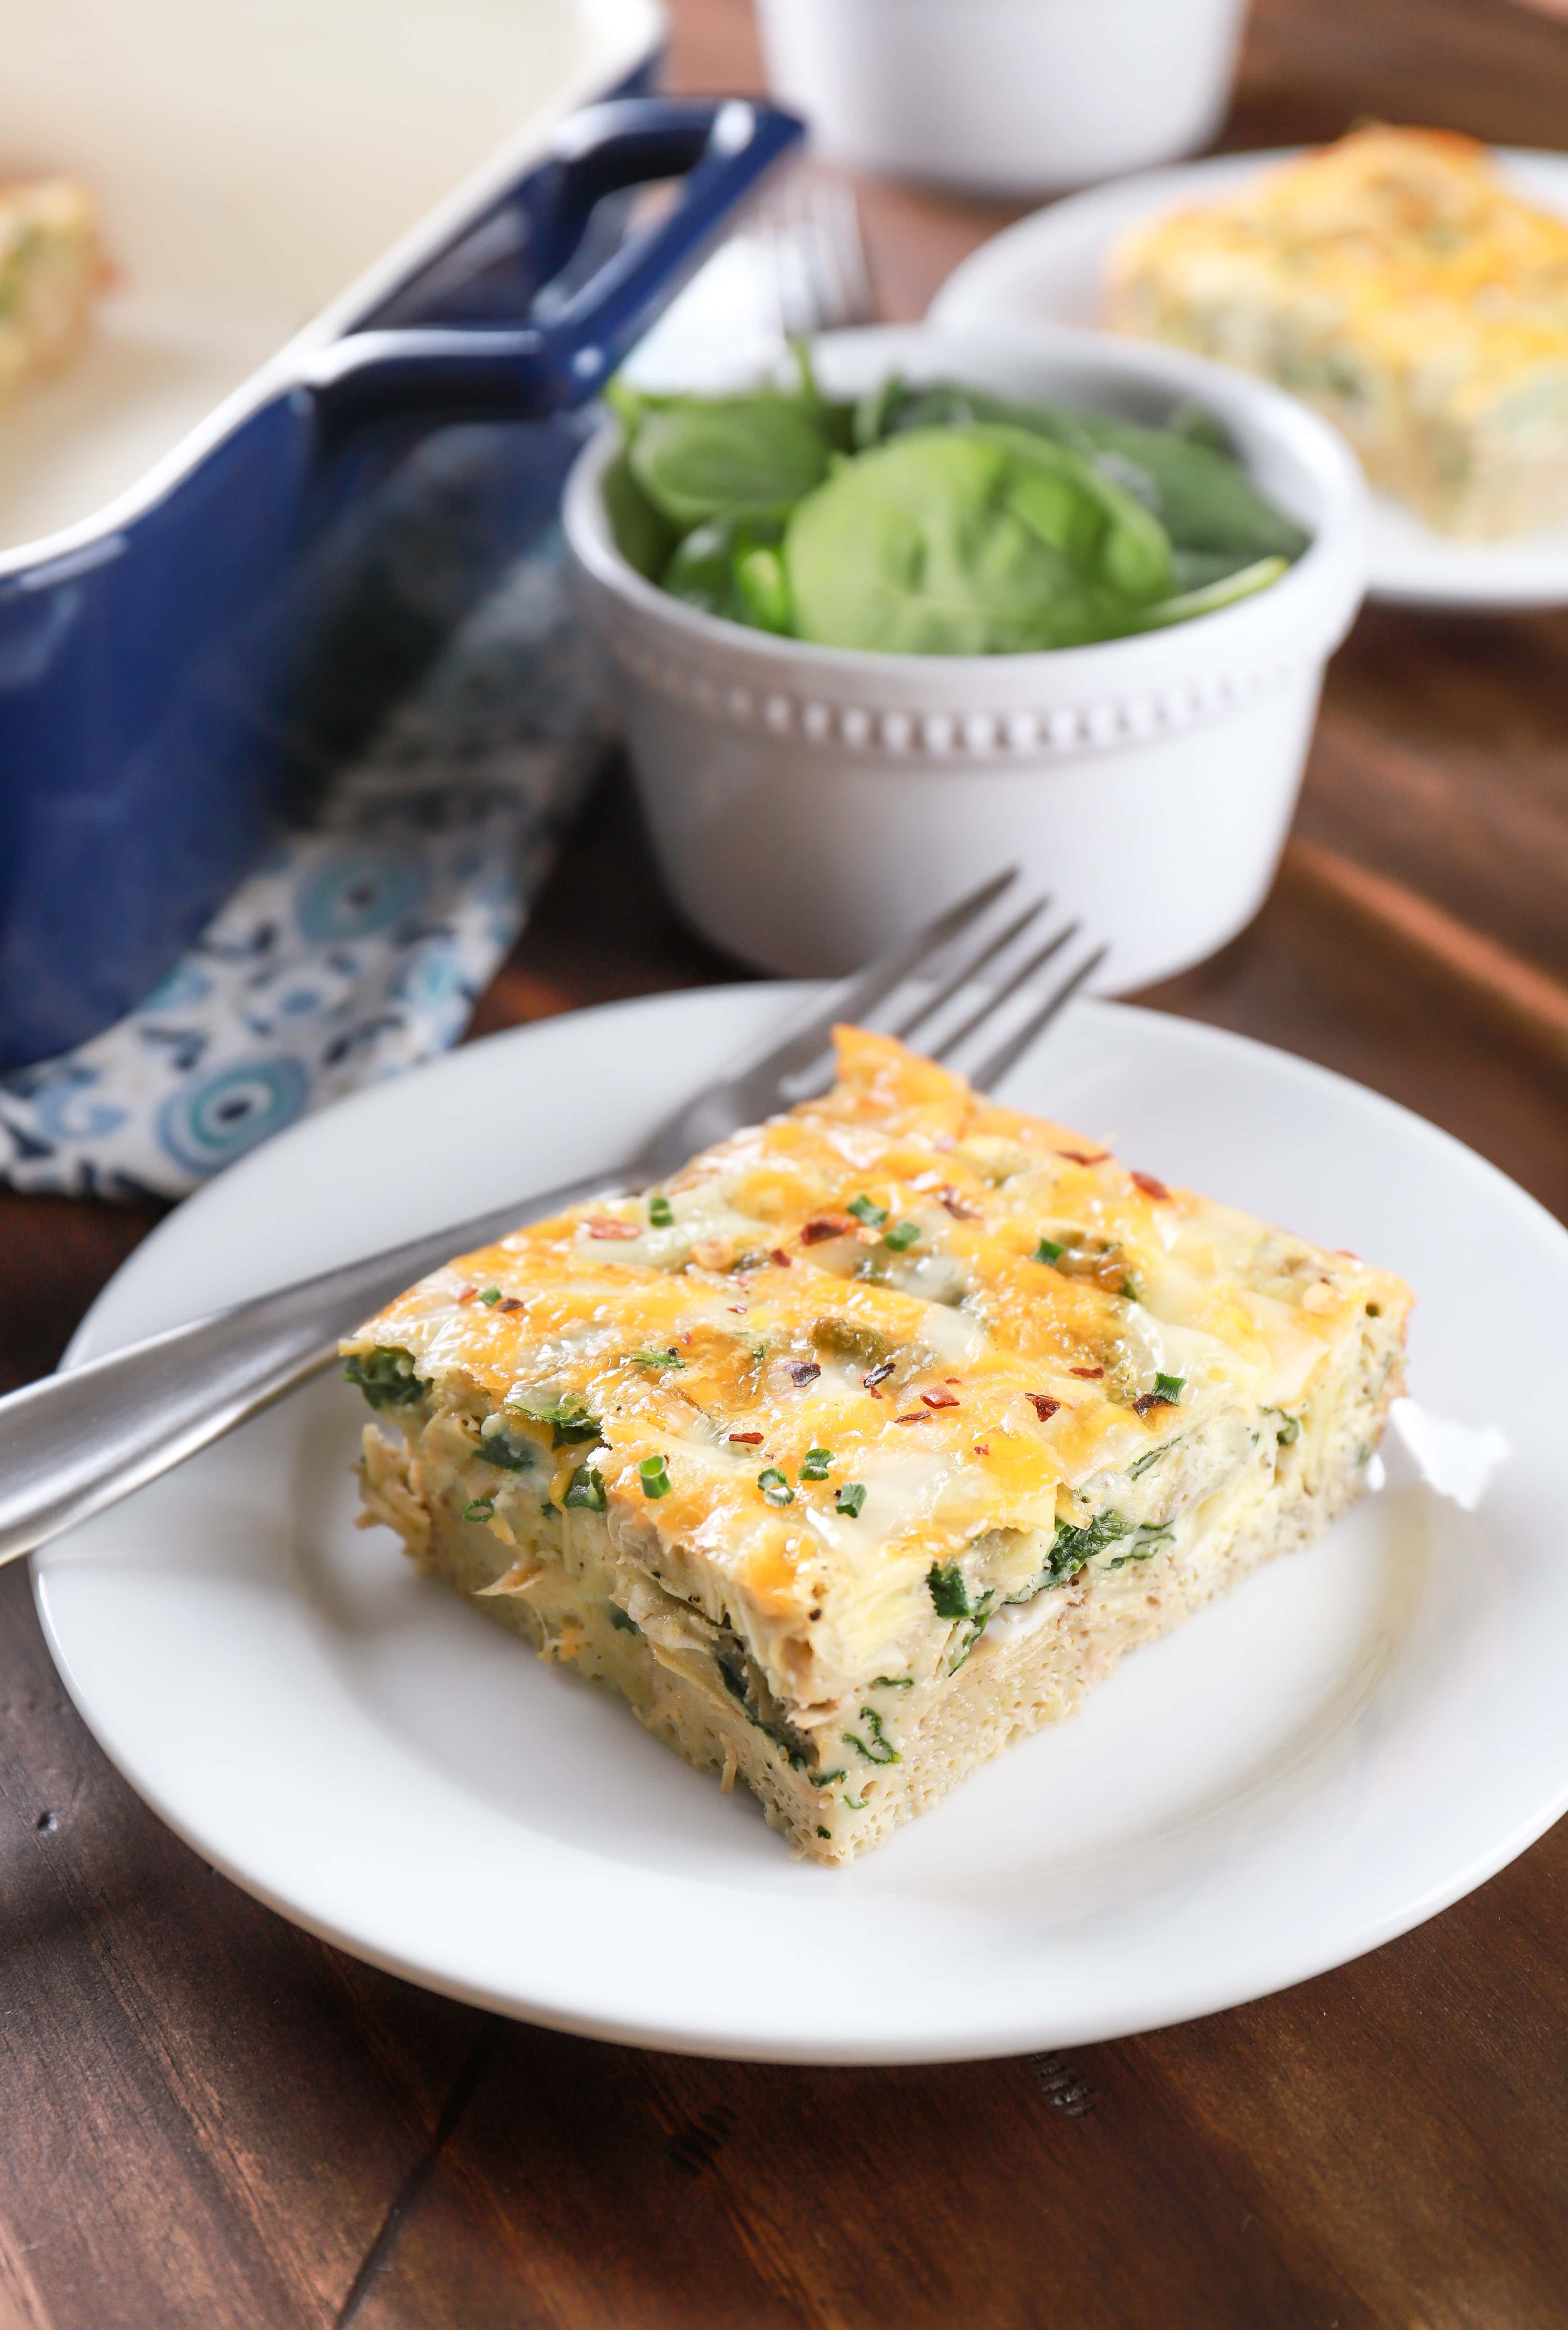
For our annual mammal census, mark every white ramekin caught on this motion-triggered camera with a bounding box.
[565,325,1367,991]
[753,0,1248,197]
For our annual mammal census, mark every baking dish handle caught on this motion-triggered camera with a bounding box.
[302,96,805,433]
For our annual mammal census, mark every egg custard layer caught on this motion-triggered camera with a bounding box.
[346,1027,1411,1865]
[1108,125,1568,537]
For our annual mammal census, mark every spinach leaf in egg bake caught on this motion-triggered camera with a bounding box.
[345,1028,1411,1865]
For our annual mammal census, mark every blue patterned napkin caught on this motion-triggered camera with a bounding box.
[0,536,612,1200]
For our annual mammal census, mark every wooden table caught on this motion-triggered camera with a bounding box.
[6,2,1568,2321]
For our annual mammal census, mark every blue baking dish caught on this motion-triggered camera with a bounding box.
[0,64,802,1073]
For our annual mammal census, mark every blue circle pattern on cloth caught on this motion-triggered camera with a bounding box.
[0,537,612,1201]
[156,1058,313,1175]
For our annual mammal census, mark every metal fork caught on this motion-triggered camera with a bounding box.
[0,875,1105,1568]
[762,177,876,338]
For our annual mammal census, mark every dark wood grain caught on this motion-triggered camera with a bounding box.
[6,1,1568,2323]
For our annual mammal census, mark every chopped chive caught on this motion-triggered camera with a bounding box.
[638,1455,671,1498]
[630,1347,684,1370]
[1276,1414,1300,1446]
[883,1220,921,1252]
[816,1826,831,1840]
[647,1193,674,1228]
[835,1482,867,1518]
[1153,1372,1185,1402]
[463,1497,495,1521]
[847,1194,889,1227]
[758,1466,795,1507]
[1121,1277,1141,1302]
[814,1769,847,1786]
[872,1675,915,1689]
[1033,1236,1065,1265]
[478,1287,502,1307]
[800,1447,833,1481]
[844,1790,868,1811]
[563,1465,606,1512]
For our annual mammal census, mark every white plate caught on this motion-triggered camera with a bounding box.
[32,988,1568,2063]
[931,146,1568,610]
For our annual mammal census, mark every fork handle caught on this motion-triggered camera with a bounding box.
[0,1167,626,1571]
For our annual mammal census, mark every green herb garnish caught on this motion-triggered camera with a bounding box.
[882,1220,921,1252]
[463,1498,495,1521]
[845,1707,902,1765]
[609,1606,641,1634]
[801,1447,833,1481]
[847,1194,889,1227]
[1032,1236,1065,1265]
[1153,1372,1185,1402]
[835,1482,867,1518]
[872,1675,914,1690]
[564,1465,606,1512]
[478,1287,502,1307]
[631,1347,684,1371]
[1275,1413,1301,1446]
[927,1560,973,1620]
[758,1467,795,1507]
[638,1455,671,1499]
[475,1424,536,1473]
[647,1194,674,1228]
[508,1389,601,1448]
[344,1347,425,1410]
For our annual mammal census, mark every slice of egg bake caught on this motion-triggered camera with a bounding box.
[1107,124,1568,538]
[345,1027,1411,1865]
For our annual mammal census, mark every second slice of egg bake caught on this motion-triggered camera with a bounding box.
[344,1028,1411,1864]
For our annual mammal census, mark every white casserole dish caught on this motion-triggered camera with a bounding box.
[0,0,665,557]
[564,324,1367,992]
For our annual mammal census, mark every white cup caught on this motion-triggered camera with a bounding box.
[565,325,1366,991]
[754,0,1249,198]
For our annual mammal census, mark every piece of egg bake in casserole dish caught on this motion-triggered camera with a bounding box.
[344,1028,1412,1864]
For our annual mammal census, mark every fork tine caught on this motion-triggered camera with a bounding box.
[824,183,874,326]
[889,896,1048,1044]
[966,944,1110,1094]
[928,918,1078,1062]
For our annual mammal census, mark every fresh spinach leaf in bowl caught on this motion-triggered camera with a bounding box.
[605,359,1305,654]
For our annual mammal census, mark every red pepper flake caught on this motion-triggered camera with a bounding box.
[728,1306,747,1315]
[1027,1394,1061,1422]
[801,1215,853,1246]
[454,1285,478,1305]
[789,1361,822,1386]
[728,1431,764,1444]
[1057,1149,1109,1166]
[586,1215,640,1240]
[770,1248,793,1268]
[862,1362,895,1394]
[1069,1366,1104,1380]
[973,1442,990,1456]
[894,1411,932,1424]
[1132,1391,1174,1419]
[1131,1171,1170,1202]
[497,1297,524,1314]
[920,1386,959,1409]
[1336,1248,1360,1261]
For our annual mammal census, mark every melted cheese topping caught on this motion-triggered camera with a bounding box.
[354,1026,1409,1669]
[1109,126,1568,424]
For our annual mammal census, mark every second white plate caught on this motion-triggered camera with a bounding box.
[931,145,1568,610]
[31,988,1568,2061]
